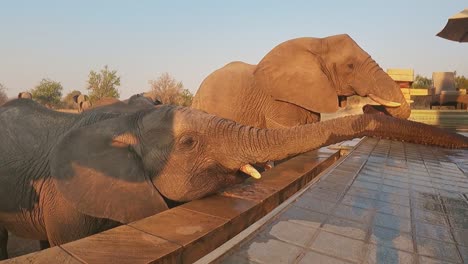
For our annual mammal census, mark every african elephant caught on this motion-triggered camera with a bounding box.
[192,34,410,128]
[0,98,466,259]
[88,93,162,113]
[17,92,32,99]
[72,94,92,113]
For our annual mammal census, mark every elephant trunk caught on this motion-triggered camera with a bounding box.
[359,58,411,119]
[234,114,467,165]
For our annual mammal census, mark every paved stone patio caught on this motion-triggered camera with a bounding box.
[220,137,468,264]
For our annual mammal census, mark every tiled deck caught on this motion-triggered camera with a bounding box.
[219,138,468,264]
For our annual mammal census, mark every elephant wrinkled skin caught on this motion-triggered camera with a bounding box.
[0,98,467,259]
[193,34,411,128]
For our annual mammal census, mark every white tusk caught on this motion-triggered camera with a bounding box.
[240,164,261,179]
[368,94,401,107]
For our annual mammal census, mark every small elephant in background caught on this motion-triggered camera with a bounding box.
[193,34,410,129]
[73,94,92,113]
[17,92,32,99]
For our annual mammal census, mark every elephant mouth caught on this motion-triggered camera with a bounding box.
[362,104,389,115]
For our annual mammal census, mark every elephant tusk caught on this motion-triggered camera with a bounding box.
[240,164,262,179]
[368,94,401,107]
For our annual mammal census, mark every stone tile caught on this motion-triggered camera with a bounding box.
[299,250,352,264]
[129,207,227,263]
[341,194,377,210]
[452,228,468,246]
[365,244,414,264]
[302,188,342,203]
[370,226,414,252]
[459,245,468,263]
[375,201,411,218]
[278,205,328,229]
[412,199,444,213]
[221,254,259,264]
[322,217,368,240]
[61,225,181,264]
[265,220,317,247]
[383,178,410,189]
[357,175,383,184]
[377,192,410,207]
[315,180,349,194]
[381,185,410,196]
[239,238,303,264]
[448,212,468,230]
[310,231,366,263]
[3,246,81,264]
[352,181,382,192]
[416,236,462,263]
[415,221,454,243]
[180,195,256,221]
[418,256,457,264]
[333,204,373,224]
[294,197,337,215]
[413,209,448,226]
[347,186,380,201]
[373,213,411,233]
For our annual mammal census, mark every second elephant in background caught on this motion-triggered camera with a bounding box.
[192,34,410,128]
[73,94,91,113]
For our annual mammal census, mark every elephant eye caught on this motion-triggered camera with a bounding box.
[347,63,354,70]
[179,135,197,150]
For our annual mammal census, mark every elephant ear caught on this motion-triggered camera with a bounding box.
[254,38,339,113]
[51,115,168,223]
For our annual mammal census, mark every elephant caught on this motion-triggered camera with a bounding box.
[17,92,32,99]
[72,94,92,113]
[88,93,162,113]
[192,34,411,129]
[0,98,467,259]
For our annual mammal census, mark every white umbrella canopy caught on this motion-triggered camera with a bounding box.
[437,8,468,42]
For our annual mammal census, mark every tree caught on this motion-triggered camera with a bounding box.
[62,90,82,109]
[411,75,432,89]
[31,79,63,108]
[87,65,120,102]
[455,75,468,90]
[0,83,8,106]
[149,73,193,106]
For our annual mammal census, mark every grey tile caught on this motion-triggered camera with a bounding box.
[412,199,444,213]
[298,250,352,264]
[452,228,468,246]
[382,185,410,196]
[294,197,337,215]
[459,245,468,263]
[322,217,368,241]
[239,239,303,264]
[365,244,414,264]
[377,192,411,207]
[221,254,259,264]
[414,209,448,226]
[353,180,382,191]
[265,220,317,248]
[370,226,414,252]
[303,188,342,203]
[310,231,366,263]
[333,204,373,224]
[416,236,462,263]
[373,213,411,233]
[347,186,380,201]
[415,222,454,243]
[342,195,377,210]
[418,256,457,264]
[279,205,328,229]
[376,201,411,218]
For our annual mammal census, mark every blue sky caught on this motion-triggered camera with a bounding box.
[1,1,467,99]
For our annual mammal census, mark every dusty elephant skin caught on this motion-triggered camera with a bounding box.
[86,93,162,113]
[0,99,467,259]
[192,34,411,128]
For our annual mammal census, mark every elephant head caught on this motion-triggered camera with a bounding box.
[73,94,91,113]
[128,92,163,106]
[17,92,32,99]
[254,34,410,119]
[50,105,467,223]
